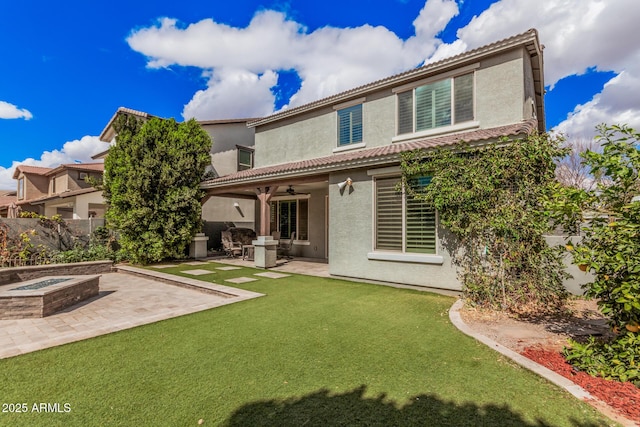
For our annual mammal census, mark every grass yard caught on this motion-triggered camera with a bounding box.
[0,262,615,426]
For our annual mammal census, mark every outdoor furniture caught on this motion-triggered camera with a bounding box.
[242,245,255,261]
[221,231,242,258]
[278,232,295,259]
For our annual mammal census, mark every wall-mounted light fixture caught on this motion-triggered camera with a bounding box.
[233,201,245,217]
[337,177,353,192]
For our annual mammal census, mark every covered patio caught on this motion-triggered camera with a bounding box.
[202,173,331,263]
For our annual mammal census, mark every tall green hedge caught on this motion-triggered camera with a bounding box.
[103,115,212,264]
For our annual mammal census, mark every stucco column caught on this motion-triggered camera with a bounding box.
[256,186,278,236]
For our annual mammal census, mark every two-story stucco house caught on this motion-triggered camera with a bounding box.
[12,163,105,219]
[200,29,545,291]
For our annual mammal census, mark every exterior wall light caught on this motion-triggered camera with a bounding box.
[337,178,353,191]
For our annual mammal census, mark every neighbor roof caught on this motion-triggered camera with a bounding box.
[12,165,53,179]
[99,106,154,142]
[45,163,104,176]
[202,119,538,189]
[19,187,101,206]
[248,29,544,132]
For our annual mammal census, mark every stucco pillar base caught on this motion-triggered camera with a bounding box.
[189,233,209,259]
[253,236,277,268]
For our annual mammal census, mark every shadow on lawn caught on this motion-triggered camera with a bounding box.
[222,385,600,427]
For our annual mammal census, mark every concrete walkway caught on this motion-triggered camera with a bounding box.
[0,270,263,359]
[216,256,331,277]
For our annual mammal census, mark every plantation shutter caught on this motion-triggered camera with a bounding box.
[405,177,436,254]
[416,79,451,131]
[397,91,413,135]
[454,73,474,124]
[338,105,363,146]
[375,177,403,250]
[270,201,278,234]
[298,199,308,240]
[279,201,297,239]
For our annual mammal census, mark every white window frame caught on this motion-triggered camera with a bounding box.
[17,177,24,200]
[236,146,254,171]
[270,194,310,243]
[333,98,366,153]
[366,168,443,264]
[392,64,479,143]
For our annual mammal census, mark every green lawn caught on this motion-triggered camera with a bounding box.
[0,262,615,426]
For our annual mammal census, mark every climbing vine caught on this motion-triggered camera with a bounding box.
[400,133,569,314]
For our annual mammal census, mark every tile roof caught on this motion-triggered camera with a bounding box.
[18,187,101,205]
[248,29,542,129]
[46,162,104,176]
[202,119,538,189]
[99,106,154,142]
[0,195,16,208]
[12,165,53,178]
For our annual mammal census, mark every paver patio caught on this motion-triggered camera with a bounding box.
[0,272,262,359]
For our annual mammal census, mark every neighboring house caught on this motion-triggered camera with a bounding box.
[98,108,257,247]
[200,29,545,291]
[12,163,105,219]
[0,190,17,218]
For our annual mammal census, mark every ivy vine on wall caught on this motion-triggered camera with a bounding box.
[400,132,569,314]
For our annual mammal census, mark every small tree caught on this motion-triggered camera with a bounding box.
[555,137,602,190]
[401,132,569,314]
[103,115,212,264]
[549,124,640,383]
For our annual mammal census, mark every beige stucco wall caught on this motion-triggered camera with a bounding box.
[73,192,106,219]
[43,191,104,219]
[254,110,335,167]
[474,48,526,129]
[202,196,255,230]
[255,47,529,168]
[328,168,461,290]
[67,171,99,192]
[522,52,538,122]
[200,121,255,178]
[20,173,48,201]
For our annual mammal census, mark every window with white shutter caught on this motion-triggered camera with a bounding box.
[398,72,474,135]
[375,176,436,254]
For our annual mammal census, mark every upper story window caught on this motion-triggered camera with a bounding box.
[17,178,24,200]
[397,73,474,135]
[337,104,363,146]
[237,146,254,171]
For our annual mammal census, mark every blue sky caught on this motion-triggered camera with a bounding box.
[1,0,638,189]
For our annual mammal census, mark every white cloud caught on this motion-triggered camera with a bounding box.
[0,101,32,120]
[127,0,639,138]
[430,0,640,138]
[555,70,640,138]
[0,136,109,190]
[127,0,458,119]
[183,69,278,120]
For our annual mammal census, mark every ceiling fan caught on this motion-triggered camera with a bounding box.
[285,185,308,196]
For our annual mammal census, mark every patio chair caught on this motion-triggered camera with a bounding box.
[221,231,242,258]
[278,232,295,259]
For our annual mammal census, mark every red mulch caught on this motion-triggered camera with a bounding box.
[522,347,640,422]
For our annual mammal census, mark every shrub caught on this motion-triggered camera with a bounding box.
[564,332,640,385]
[401,133,569,314]
[549,124,640,384]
